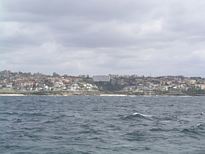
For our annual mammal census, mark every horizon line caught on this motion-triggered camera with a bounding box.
[0,70,204,78]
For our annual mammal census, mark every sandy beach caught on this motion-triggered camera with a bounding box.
[100,94,127,97]
[0,94,25,96]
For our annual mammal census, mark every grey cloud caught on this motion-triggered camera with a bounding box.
[2,0,154,21]
[1,0,205,76]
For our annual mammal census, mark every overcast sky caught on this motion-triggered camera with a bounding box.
[0,0,205,76]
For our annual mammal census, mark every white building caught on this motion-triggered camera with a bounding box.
[92,75,110,82]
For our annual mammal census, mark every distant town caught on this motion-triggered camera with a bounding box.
[0,70,205,96]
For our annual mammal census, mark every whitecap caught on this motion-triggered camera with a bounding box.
[132,112,153,118]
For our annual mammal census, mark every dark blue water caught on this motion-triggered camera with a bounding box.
[0,96,205,154]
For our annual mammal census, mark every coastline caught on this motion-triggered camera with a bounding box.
[0,93,199,97]
[0,94,25,96]
[100,94,128,97]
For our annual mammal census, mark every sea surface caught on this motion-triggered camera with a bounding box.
[0,96,205,154]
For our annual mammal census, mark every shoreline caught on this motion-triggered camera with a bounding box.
[0,93,200,97]
[0,94,25,96]
[99,94,128,97]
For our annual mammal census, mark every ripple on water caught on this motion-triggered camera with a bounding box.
[0,96,205,154]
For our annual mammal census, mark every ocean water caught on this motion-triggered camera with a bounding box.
[0,96,205,154]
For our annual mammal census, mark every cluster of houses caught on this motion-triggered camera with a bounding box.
[0,70,205,95]
[0,70,98,94]
[116,76,205,95]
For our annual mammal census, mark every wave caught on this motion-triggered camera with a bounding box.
[122,112,154,120]
[124,130,148,141]
[181,123,205,138]
[121,112,181,123]
[149,127,179,132]
[132,112,153,118]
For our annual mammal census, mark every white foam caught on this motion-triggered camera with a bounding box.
[132,112,153,118]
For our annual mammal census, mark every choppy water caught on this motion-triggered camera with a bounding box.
[0,96,205,154]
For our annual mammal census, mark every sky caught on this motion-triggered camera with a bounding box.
[0,0,205,76]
